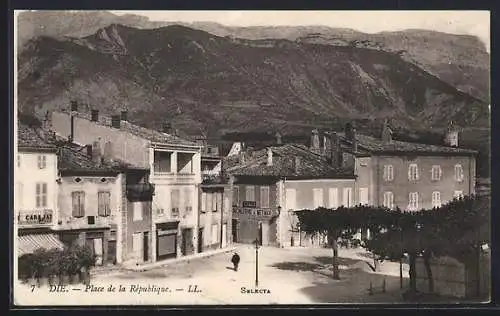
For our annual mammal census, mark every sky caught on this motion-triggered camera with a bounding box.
[110,10,490,52]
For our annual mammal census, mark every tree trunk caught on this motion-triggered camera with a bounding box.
[423,251,434,293]
[332,238,340,280]
[408,252,417,292]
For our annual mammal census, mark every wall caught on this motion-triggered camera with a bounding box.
[373,155,476,210]
[199,187,227,251]
[126,200,153,263]
[15,151,58,228]
[56,175,120,229]
[51,112,150,168]
[279,179,356,247]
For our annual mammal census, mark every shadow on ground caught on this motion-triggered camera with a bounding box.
[299,268,407,303]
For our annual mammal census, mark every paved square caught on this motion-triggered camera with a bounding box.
[14,245,409,305]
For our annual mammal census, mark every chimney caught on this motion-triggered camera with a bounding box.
[103,141,114,160]
[111,115,121,129]
[162,122,172,134]
[294,156,301,174]
[91,109,99,122]
[330,132,342,168]
[120,110,128,121]
[381,120,393,143]
[267,148,273,166]
[91,141,102,165]
[310,129,320,154]
[86,144,93,158]
[69,114,75,143]
[275,132,282,145]
[239,151,246,164]
[70,100,78,112]
[345,123,357,153]
[444,121,459,147]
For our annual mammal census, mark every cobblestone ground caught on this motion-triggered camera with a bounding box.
[14,245,411,305]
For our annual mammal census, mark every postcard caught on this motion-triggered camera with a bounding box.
[12,10,491,306]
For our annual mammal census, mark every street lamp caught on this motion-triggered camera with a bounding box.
[253,237,260,288]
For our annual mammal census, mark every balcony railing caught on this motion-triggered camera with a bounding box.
[126,183,155,201]
[17,209,54,227]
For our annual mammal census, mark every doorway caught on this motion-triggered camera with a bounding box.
[258,222,263,246]
[182,228,194,256]
[198,228,204,253]
[222,224,227,248]
[232,219,238,243]
[143,232,149,262]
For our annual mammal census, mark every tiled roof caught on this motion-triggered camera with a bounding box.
[225,144,355,179]
[17,123,57,151]
[57,145,122,174]
[58,110,200,147]
[326,132,478,155]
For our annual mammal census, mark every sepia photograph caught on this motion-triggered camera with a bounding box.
[12,10,491,306]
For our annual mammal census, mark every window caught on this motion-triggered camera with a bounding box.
[232,187,239,206]
[383,191,394,209]
[133,202,143,221]
[454,190,464,199]
[313,188,324,208]
[328,188,339,208]
[245,186,255,201]
[260,186,270,208]
[408,192,419,211]
[37,155,47,169]
[206,193,213,213]
[286,188,297,210]
[383,165,394,181]
[432,191,441,208]
[71,191,85,217]
[16,182,23,209]
[343,188,352,207]
[359,188,369,205]
[201,192,207,213]
[224,196,230,212]
[184,188,193,214]
[36,183,48,208]
[431,165,442,181]
[408,164,419,181]
[171,189,180,216]
[215,192,222,212]
[97,191,111,217]
[454,164,464,182]
[17,155,21,168]
[153,151,172,173]
[211,224,219,244]
[132,233,142,254]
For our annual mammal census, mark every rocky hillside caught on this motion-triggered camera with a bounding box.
[17,11,490,101]
[18,24,488,140]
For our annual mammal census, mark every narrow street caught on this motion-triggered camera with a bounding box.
[14,244,410,305]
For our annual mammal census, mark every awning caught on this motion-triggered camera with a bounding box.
[18,233,65,256]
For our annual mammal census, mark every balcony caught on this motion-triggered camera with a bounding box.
[202,172,227,185]
[17,209,54,228]
[126,183,155,201]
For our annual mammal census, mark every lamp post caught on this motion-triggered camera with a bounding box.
[253,238,260,288]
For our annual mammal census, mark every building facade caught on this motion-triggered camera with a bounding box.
[16,124,64,256]
[226,143,356,248]
[323,122,477,212]
[54,143,124,266]
[49,102,202,264]
[198,142,232,252]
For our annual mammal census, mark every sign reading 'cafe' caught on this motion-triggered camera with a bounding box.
[17,209,53,226]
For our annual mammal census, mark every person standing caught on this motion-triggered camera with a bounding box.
[231,252,240,271]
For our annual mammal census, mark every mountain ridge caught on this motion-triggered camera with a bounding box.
[17,11,490,102]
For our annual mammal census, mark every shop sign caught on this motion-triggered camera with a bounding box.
[18,209,53,226]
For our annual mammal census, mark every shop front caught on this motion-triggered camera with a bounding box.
[156,221,179,261]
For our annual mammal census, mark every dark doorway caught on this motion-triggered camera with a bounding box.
[107,240,117,264]
[143,232,149,262]
[182,228,194,256]
[258,222,263,246]
[232,219,238,243]
[198,228,204,253]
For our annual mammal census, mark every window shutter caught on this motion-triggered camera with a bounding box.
[201,192,207,212]
[80,192,85,217]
